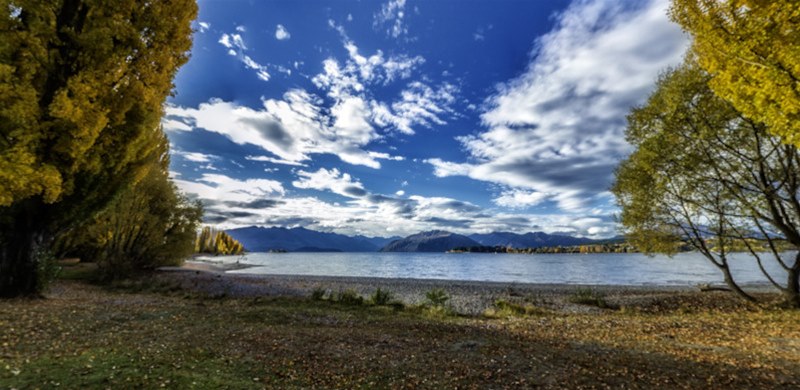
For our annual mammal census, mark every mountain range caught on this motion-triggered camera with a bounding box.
[226,226,400,252]
[225,226,610,253]
[379,230,480,252]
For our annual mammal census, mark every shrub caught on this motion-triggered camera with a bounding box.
[568,288,609,309]
[370,288,393,306]
[425,288,450,307]
[311,288,327,301]
[335,289,364,306]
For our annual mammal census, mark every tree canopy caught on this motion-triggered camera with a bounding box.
[196,227,246,256]
[0,0,197,296]
[56,133,203,281]
[670,0,800,145]
[613,62,800,307]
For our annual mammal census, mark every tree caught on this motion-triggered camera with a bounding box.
[56,133,202,280]
[195,227,245,256]
[670,0,800,145]
[613,62,800,307]
[0,0,197,295]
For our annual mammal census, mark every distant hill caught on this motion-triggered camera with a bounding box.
[226,226,385,252]
[223,226,617,253]
[380,230,480,252]
[353,235,402,249]
[469,231,600,248]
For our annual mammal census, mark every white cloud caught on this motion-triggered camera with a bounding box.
[175,173,284,203]
[292,168,367,198]
[165,90,387,169]
[395,190,405,196]
[493,189,549,208]
[426,158,472,177]
[172,150,217,163]
[374,0,409,38]
[219,32,270,82]
[245,155,307,167]
[371,82,457,134]
[368,151,405,161]
[161,118,192,132]
[197,21,210,33]
[275,24,291,40]
[166,28,455,169]
[178,173,616,238]
[236,25,246,32]
[427,0,688,212]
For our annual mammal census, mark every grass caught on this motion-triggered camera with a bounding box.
[569,287,612,309]
[425,288,450,306]
[369,287,393,306]
[483,299,549,318]
[1,271,799,388]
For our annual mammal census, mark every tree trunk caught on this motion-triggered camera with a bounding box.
[785,266,800,308]
[0,200,50,297]
[721,266,758,303]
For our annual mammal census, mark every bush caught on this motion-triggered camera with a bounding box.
[311,288,327,301]
[335,289,364,306]
[53,137,203,282]
[425,288,450,307]
[568,288,609,309]
[370,288,394,306]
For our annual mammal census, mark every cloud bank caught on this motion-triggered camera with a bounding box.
[427,0,688,212]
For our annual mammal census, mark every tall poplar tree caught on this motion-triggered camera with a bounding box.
[0,0,197,296]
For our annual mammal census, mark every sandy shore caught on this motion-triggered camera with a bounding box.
[153,260,774,315]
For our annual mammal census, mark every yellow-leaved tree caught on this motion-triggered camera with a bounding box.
[670,0,800,145]
[0,0,197,296]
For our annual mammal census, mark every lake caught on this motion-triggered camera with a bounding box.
[195,251,791,286]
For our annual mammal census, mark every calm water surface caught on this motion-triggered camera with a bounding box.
[197,252,790,286]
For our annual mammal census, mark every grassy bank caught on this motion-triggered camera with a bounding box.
[1,270,798,388]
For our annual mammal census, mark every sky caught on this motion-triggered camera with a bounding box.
[163,0,689,239]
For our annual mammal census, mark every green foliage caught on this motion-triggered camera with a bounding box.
[311,288,327,301]
[0,0,197,296]
[55,142,203,281]
[670,0,800,145]
[369,288,394,306]
[425,288,450,307]
[195,227,246,255]
[334,289,364,306]
[612,62,800,306]
[568,288,609,309]
[33,248,60,294]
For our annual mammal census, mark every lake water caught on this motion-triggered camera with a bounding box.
[195,251,792,286]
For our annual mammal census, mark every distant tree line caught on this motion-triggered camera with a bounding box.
[195,227,245,256]
[449,243,639,254]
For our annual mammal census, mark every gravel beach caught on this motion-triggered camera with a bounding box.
[156,260,762,315]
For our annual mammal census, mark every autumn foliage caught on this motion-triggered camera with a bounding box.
[0,0,197,295]
[195,227,246,256]
[670,0,800,145]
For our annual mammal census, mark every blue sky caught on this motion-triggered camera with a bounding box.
[163,0,688,238]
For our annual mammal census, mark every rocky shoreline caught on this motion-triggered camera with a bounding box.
[155,261,772,315]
